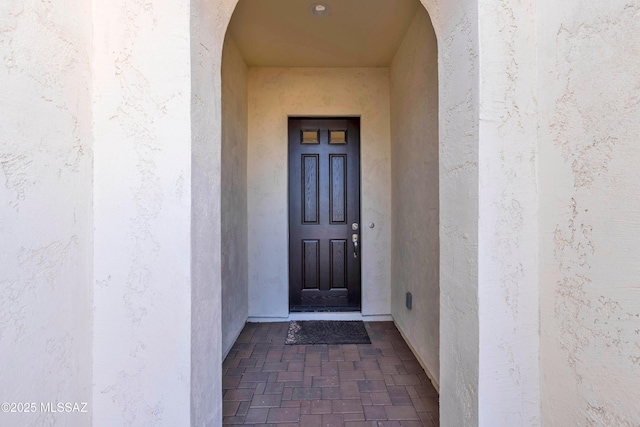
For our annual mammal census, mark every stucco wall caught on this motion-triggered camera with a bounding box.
[0,0,93,426]
[0,0,547,424]
[247,68,392,318]
[429,0,481,424]
[221,35,248,357]
[92,0,192,425]
[190,0,237,423]
[538,1,640,425]
[390,7,440,386]
[477,0,540,425]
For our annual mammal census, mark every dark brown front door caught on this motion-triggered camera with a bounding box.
[288,117,361,311]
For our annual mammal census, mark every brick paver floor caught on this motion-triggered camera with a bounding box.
[222,321,439,426]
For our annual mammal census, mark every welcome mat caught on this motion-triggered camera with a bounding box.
[285,320,371,345]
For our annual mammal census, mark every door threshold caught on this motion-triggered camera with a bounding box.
[247,313,394,322]
[290,306,360,313]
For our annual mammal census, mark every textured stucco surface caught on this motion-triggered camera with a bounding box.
[92,0,192,425]
[191,0,238,424]
[390,7,440,387]
[538,1,640,425]
[1,0,599,424]
[221,35,249,357]
[247,68,392,318]
[0,0,93,425]
[428,0,481,424]
[477,0,540,425]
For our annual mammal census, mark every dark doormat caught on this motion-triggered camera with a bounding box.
[285,320,371,345]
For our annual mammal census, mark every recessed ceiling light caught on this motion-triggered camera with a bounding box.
[310,3,330,16]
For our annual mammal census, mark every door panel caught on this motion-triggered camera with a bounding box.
[330,239,347,289]
[329,155,347,224]
[289,117,361,311]
[302,155,319,224]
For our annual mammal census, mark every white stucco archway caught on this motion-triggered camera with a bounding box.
[191,0,486,425]
[88,0,539,423]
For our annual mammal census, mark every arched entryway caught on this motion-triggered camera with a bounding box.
[87,0,541,424]
[191,0,480,424]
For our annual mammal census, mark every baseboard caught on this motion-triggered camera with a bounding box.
[393,320,440,393]
[247,313,393,322]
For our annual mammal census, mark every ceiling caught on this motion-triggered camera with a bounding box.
[227,0,421,67]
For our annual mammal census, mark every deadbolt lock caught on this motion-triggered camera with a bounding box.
[352,223,359,231]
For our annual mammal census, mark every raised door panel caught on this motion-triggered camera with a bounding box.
[302,240,320,289]
[330,239,347,289]
[302,155,319,224]
[329,154,347,224]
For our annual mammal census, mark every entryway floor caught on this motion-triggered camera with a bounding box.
[222,321,439,426]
